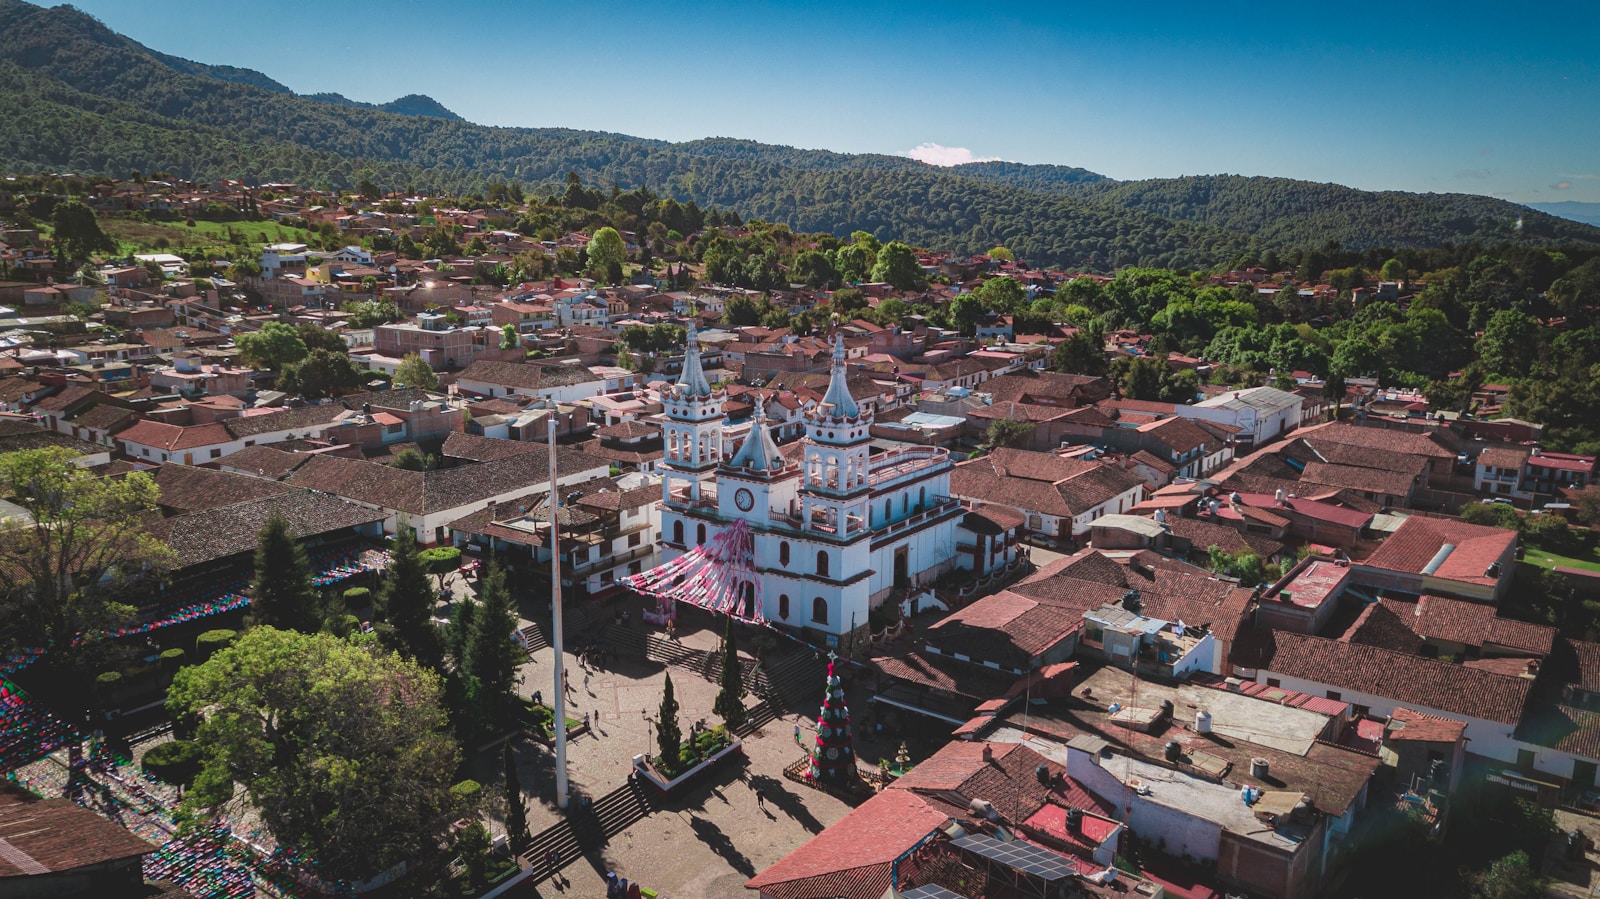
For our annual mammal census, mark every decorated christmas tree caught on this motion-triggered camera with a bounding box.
[808,653,855,783]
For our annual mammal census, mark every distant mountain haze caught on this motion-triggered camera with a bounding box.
[0,0,1596,269]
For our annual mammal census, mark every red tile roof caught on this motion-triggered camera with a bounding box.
[1412,595,1556,655]
[1361,516,1516,586]
[1386,707,1467,743]
[116,418,234,451]
[745,789,950,895]
[1261,632,1534,725]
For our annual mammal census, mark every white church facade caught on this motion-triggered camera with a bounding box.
[658,331,965,644]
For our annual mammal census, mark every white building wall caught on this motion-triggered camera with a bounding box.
[1065,747,1224,862]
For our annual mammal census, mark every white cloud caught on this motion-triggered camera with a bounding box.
[905,142,1001,167]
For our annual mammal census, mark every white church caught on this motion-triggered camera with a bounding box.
[658,331,967,644]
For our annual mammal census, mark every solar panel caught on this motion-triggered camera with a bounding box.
[901,886,968,899]
[949,833,1077,881]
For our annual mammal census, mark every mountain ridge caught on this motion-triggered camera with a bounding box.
[1,0,1597,268]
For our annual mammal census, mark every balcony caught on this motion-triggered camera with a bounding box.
[872,496,963,544]
[869,445,949,492]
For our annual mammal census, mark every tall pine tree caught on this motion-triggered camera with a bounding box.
[378,527,441,667]
[465,560,520,721]
[808,655,855,783]
[713,617,746,731]
[656,672,682,772]
[503,740,529,850]
[251,513,319,633]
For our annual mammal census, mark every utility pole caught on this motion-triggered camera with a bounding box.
[549,415,568,809]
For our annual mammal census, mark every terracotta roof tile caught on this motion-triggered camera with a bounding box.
[1361,516,1516,586]
[1262,632,1533,725]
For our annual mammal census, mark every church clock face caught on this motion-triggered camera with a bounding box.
[734,487,755,512]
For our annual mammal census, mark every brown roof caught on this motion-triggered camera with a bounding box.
[1293,421,1455,459]
[1340,598,1425,654]
[870,649,1018,701]
[1412,595,1556,655]
[1361,516,1516,586]
[441,431,544,462]
[456,359,600,392]
[927,591,1085,668]
[0,789,156,877]
[1137,416,1217,455]
[150,462,292,512]
[744,789,950,896]
[0,420,105,456]
[285,447,609,515]
[1262,632,1534,725]
[594,420,661,440]
[216,444,307,479]
[1164,515,1283,559]
[144,489,384,568]
[983,370,1112,406]
[1298,461,1416,498]
[1386,707,1467,743]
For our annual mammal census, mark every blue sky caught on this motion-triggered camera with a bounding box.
[66,0,1600,204]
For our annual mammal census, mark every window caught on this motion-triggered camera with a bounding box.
[1266,678,1281,688]
[812,597,828,624]
[817,550,830,577]
[1325,691,1341,701]
[696,523,706,546]
[779,594,790,619]
[629,532,642,547]
[210,448,221,459]
[779,541,790,567]
[672,520,684,545]
[884,500,892,522]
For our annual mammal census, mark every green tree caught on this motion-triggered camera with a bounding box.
[503,740,529,850]
[168,628,463,883]
[870,241,924,291]
[456,821,494,891]
[252,513,320,633]
[465,561,520,724]
[236,321,309,370]
[390,448,427,471]
[586,226,627,283]
[49,201,114,265]
[343,300,401,328]
[0,448,170,660]
[984,418,1037,450]
[793,250,836,289]
[1380,258,1406,281]
[713,617,747,731]
[987,246,1015,262]
[949,294,984,336]
[975,276,1026,313]
[377,527,443,668]
[279,348,360,399]
[393,353,439,390]
[1461,502,1521,530]
[501,324,519,349]
[1119,356,1168,401]
[1052,328,1109,377]
[1206,547,1266,587]
[722,294,761,327]
[1477,309,1541,378]
[1473,850,1541,899]
[657,672,682,771]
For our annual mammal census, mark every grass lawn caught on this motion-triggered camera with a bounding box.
[1521,544,1600,572]
[101,217,312,256]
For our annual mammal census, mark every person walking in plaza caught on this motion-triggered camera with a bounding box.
[793,723,802,746]
[755,786,766,810]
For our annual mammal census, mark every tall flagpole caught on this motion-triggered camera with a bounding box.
[549,415,569,809]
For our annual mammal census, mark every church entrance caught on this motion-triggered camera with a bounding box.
[893,546,909,588]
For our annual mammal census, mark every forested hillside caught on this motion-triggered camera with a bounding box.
[1,0,1597,268]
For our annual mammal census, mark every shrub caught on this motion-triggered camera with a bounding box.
[419,547,461,574]
[451,779,482,805]
[96,671,122,687]
[160,648,186,665]
[142,739,202,786]
[342,587,372,607]
[196,629,237,657]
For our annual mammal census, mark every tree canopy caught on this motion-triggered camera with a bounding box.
[236,321,309,370]
[0,448,170,660]
[393,352,439,390]
[168,627,464,883]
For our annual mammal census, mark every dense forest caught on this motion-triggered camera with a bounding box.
[1,0,1597,270]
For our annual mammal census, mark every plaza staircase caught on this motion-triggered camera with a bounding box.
[760,647,828,715]
[518,776,660,881]
[517,622,549,656]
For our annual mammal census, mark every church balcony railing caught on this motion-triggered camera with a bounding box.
[869,445,950,492]
[871,495,962,541]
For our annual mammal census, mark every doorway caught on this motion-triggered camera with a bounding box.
[893,546,909,588]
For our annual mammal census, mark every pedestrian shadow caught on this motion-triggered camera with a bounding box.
[747,772,824,834]
[687,813,756,878]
